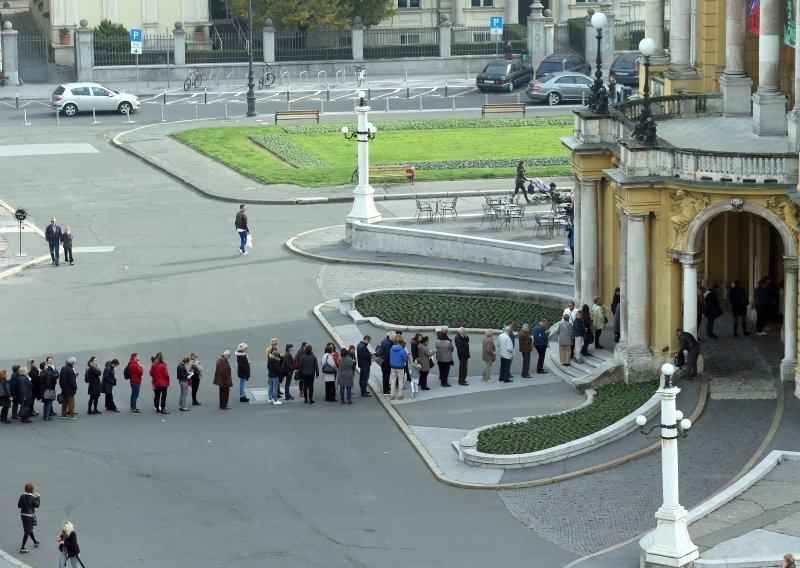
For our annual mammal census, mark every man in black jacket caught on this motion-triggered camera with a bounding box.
[676,328,701,380]
[454,328,470,386]
[729,280,750,337]
[356,336,373,398]
[703,284,722,338]
[59,357,79,419]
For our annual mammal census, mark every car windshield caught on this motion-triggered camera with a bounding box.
[538,61,563,73]
[484,65,509,74]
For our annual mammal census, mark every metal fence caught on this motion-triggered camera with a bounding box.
[363,27,439,59]
[18,33,49,82]
[554,22,570,54]
[613,20,670,51]
[94,35,173,66]
[275,29,352,62]
[187,33,261,64]
[451,25,526,56]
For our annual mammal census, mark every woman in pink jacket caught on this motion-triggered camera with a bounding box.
[149,352,170,415]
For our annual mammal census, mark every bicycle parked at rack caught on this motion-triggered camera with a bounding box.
[354,65,367,87]
[184,68,203,91]
[258,64,276,89]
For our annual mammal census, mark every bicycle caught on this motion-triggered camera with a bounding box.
[184,68,203,91]
[354,64,367,87]
[258,64,276,89]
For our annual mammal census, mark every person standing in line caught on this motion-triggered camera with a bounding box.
[388,339,408,400]
[57,521,80,568]
[59,357,79,420]
[321,344,338,402]
[44,217,63,266]
[565,221,575,265]
[189,353,202,406]
[754,279,769,335]
[532,319,550,374]
[27,360,40,418]
[416,336,434,390]
[10,365,21,420]
[703,283,721,338]
[557,314,574,366]
[40,360,57,421]
[17,367,34,423]
[213,350,233,410]
[356,336,373,398]
[294,342,307,399]
[17,482,40,553]
[729,280,750,336]
[591,297,606,349]
[0,369,11,423]
[676,328,701,380]
[85,357,102,415]
[481,329,496,382]
[497,325,515,382]
[696,285,705,336]
[267,348,283,406]
[235,343,251,403]
[611,288,621,342]
[127,353,144,414]
[454,327,470,386]
[280,344,295,401]
[62,226,74,265]
[572,311,586,363]
[176,356,192,411]
[299,344,319,404]
[562,301,578,359]
[610,288,620,319]
[580,304,593,356]
[435,330,454,387]
[517,323,533,378]
[43,357,59,417]
[513,161,532,203]
[150,352,170,415]
[265,339,281,398]
[102,358,120,412]
[337,347,356,404]
[235,204,250,256]
[378,332,396,395]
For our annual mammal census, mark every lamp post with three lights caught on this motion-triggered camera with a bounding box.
[342,91,382,227]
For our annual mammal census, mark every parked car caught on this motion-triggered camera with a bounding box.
[526,72,594,105]
[610,51,640,86]
[534,54,591,79]
[476,62,533,92]
[50,82,140,116]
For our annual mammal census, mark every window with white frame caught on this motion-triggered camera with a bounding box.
[398,0,420,7]
[471,0,494,6]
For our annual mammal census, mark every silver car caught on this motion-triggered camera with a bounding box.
[526,72,594,106]
[50,82,140,116]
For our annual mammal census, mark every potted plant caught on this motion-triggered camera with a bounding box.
[58,27,70,45]
[193,25,205,42]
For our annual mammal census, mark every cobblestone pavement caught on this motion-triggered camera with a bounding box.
[700,311,785,376]
[498,398,778,556]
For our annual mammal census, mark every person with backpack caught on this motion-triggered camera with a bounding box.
[124,353,144,414]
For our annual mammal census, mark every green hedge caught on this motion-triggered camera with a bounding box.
[364,45,439,59]
[249,134,327,168]
[187,49,262,64]
[279,116,573,135]
[477,381,658,454]
[275,47,352,62]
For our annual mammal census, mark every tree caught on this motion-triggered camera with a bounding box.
[224,0,395,31]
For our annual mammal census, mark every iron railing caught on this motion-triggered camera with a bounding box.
[186,33,261,64]
[275,29,352,62]
[451,24,526,56]
[363,27,439,58]
[94,35,172,66]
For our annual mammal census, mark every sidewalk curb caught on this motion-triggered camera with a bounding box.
[0,549,32,568]
[285,225,574,287]
[314,298,710,490]
[0,199,51,280]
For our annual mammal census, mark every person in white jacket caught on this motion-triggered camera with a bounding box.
[497,325,515,383]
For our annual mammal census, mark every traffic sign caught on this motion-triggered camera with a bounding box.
[489,15,503,36]
[130,28,142,54]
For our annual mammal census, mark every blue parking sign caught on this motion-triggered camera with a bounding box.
[130,29,142,42]
[489,16,503,29]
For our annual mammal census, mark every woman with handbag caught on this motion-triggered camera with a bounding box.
[435,330,455,387]
[18,482,40,553]
[321,344,338,402]
[40,362,57,421]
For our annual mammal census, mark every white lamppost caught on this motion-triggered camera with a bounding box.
[635,363,699,568]
[342,90,382,227]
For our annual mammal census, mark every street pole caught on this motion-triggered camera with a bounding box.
[246,0,257,117]
[344,93,382,229]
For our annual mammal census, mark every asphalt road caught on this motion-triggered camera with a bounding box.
[0,123,579,568]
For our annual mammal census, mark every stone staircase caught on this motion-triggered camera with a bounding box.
[543,251,574,274]
[545,339,618,387]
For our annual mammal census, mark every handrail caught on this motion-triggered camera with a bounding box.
[611,93,724,123]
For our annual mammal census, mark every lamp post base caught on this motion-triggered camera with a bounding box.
[645,505,699,568]
[347,183,382,226]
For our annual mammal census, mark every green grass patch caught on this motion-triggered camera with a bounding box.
[171,117,573,188]
[355,293,563,330]
[477,381,658,455]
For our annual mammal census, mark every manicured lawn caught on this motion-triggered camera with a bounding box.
[171,117,573,188]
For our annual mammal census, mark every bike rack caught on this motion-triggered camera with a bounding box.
[317,71,326,84]
[208,71,218,87]
[280,71,290,87]
[335,69,345,85]
[226,72,235,89]
[299,70,308,87]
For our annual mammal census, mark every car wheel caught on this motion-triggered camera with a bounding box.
[118,101,132,115]
[62,103,77,117]
[507,80,514,92]
[547,92,561,106]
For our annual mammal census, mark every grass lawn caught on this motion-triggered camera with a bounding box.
[171,118,573,188]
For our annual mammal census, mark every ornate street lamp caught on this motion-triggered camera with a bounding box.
[635,363,699,568]
[342,91,382,226]
[586,11,609,115]
[632,37,657,145]
[245,0,256,117]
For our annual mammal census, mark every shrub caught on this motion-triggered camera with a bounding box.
[379,156,569,170]
[476,381,658,454]
[249,134,327,168]
[279,116,573,135]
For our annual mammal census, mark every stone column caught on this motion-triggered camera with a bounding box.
[263,20,275,64]
[644,0,667,58]
[751,0,787,135]
[528,0,547,71]
[789,0,800,149]
[558,0,569,23]
[618,211,629,347]
[574,176,582,302]
[625,213,650,357]
[580,178,599,306]
[681,254,700,338]
[173,23,186,67]
[351,17,364,61]
[453,0,465,26]
[666,0,693,76]
[781,257,798,381]
[544,10,555,56]
[0,22,19,86]
[719,0,753,115]
[439,16,452,58]
[506,0,519,25]
[74,20,94,82]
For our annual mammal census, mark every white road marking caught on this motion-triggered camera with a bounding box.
[73,246,115,253]
[0,144,99,157]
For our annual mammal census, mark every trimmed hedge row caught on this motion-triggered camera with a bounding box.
[279,116,573,134]
[379,156,569,170]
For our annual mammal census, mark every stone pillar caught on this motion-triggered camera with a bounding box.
[751,0,787,135]
[74,20,94,82]
[558,0,569,23]
[665,0,693,76]
[351,17,364,61]
[618,211,629,347]
[719,0,753,116]
[439,16,452,58]
[263,20,275,64]
[625,213,650,358]
[453,0,465,26]
[580,178,599,306]
[528,0,547,71]
[781,257,798,381]
[574,176,582,302]
[788,0,800,148]
[0,22,19,86]
[544,10,555,56]
[681,254,700,338]
[172,22,186,67]
[506,0,519,25]
[644,0,667,58]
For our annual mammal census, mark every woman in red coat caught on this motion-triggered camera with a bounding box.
[149,352,170,415]
[127,353,144,414]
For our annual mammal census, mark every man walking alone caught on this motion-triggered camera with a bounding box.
[235,204,249,256]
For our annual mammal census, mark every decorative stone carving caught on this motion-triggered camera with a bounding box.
[669,190,710,250]
[765,196,800,242]
[730,197,744,212]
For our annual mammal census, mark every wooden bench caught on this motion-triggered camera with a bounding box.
[369,164,416,184]
[481,102,526,118]
[274,109,320,124]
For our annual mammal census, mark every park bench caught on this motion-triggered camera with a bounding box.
[481,102,526,118]
[274,109,320,124]
[369,164,416,184]
[0,74,8,87]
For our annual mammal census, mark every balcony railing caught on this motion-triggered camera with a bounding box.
[611,93,723,123]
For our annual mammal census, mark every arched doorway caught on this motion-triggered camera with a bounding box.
[677,201,798,382]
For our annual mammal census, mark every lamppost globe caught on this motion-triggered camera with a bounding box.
[367,122,377,134]
[357,90,366,99]
[341,126,349,134]
[675,410,684,421]
[591,11,607,29]
[661,362,675,377]
[635,415,647,427]
[639,37,656,56]
[680,418,692,430]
